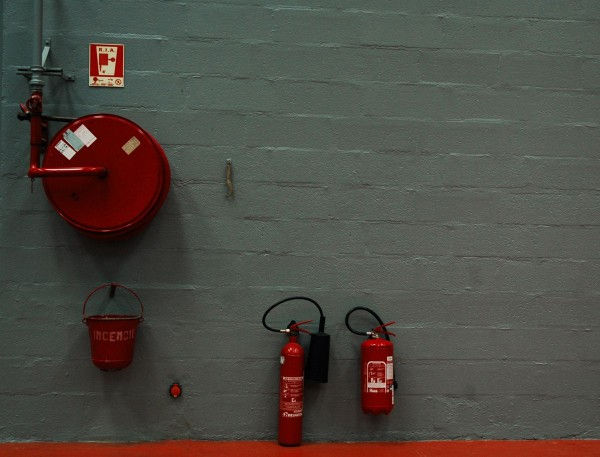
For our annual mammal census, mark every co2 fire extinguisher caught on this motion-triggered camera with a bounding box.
[345,306,397,415]
[262,296,330,446]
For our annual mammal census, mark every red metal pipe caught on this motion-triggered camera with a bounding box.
[26,92,107,179]
[29,167,108,178]
[28,92,44,174]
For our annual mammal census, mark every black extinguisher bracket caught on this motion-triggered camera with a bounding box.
[262,296,330,383]
[305,314,330,384]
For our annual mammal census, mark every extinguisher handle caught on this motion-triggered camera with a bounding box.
[82,282,144,322]
[288,319,314,335]
[373,321,397,337]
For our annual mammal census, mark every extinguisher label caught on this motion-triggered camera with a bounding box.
[366,361,387,391]
[280,376,303,418]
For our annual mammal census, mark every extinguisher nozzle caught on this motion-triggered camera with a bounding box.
[305,331,330,383]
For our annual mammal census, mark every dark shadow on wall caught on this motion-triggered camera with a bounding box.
[60,325,184,441]
[59,280,200,436]
[49,165,213,440]
[46,166,196,286]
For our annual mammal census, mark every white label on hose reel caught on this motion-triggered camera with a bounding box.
[55,139,77,160]
[73,124,97,147]
[63,129,85,151]
[122,136,140,155]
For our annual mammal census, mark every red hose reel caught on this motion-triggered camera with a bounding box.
[22,92,170,239]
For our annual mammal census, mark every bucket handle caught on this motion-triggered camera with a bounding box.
[82,282,144,322]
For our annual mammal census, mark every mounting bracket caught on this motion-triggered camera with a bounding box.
[17,39,74,82]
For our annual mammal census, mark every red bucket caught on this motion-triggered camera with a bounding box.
[82,283,144,371]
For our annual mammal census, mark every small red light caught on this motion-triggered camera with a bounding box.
[169,383,182,398]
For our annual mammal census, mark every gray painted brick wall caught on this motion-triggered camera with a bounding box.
[1,0,599,442]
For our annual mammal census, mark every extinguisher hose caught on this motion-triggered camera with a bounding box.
[262,296,326,334]
[345,306,398,389]
[345,306,391,341]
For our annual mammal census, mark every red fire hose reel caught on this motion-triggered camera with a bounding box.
[21,92,170,238]
[18,0,170,238]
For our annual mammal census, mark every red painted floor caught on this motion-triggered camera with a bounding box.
[0,440,599,457]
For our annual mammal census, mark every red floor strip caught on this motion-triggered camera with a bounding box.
[0,440,599,457]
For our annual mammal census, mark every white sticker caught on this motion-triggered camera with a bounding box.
[55,139,77,160]
[73,124,97,147]
[63,129,85,151]
[366,361,387,389]
[122,136,141,155]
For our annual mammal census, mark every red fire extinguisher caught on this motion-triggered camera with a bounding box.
[262,296,330,446]
[345,306,397,415]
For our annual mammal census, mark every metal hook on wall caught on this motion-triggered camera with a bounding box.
[225,159,234,198]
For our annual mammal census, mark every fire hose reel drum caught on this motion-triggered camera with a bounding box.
[43,114,170,239]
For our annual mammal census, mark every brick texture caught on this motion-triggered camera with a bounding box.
[0,0,599,442]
